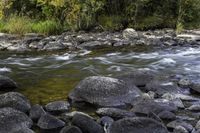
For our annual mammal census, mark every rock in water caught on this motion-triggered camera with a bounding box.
[122,28,138,39]
[29,104,46,121]
[60,126,83,133]
[69,76,141,108]
[45,101,70,114]
[0,107,33,133]
[0,92,31,113]
[72,113,104,133]
[0,75,17,91]
[108,117,168,133]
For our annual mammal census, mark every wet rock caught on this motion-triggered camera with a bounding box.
[29,104,46,121]
[69,76,142,108]
[12,128,35,133]
[174,126,189,133]
[96,108,135,119]
[116,70,154,87]
[99,116,114,127]
[42,41,68,51]
[158,111,176,120]
[178,78,191,88]
[187,105,200,111]
[162,93,185,108]
[37,114,65,130]
[60,126,82,133]
[0,107,33,133]
[0,75,18,91]
[0,92,31,113]
[79,41,105,49]
[190,82,200,94]
[72,113,104,133]
[45,101,70,114]
[131,99,178,115]
[122,28,138,39]
[167,120,193,132]
[195,120,200,130]
[108,117,168,133]
[146,80,180,95]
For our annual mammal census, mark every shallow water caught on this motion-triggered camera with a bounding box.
[1,46,200,105]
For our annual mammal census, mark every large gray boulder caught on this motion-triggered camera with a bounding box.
[108,117,168,133]
[0,92,31,113]
[69,76,142,108]
[0,107,33,133]
[122,28,138,39]
[0,75,18,91]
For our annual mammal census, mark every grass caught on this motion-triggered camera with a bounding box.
[0,15,63,36]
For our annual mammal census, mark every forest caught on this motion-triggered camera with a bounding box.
[0,0,200,35]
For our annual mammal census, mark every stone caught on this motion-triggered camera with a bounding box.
[167,120,193,132]
[174,126,189,133]
[60,126,82,133]
[188,105,200,111]
[0,107,33,133]
[72,113,104,133]
[37,114,65,130]
[29,104,46,121]
[196,120,200,130]
[108,117,168,133]
[0,75,18,91]
[0,92,31,113]
[158,111,176,120]
[45,101,70,114]
[96,108,135,119]
[122,28,138,39]
[99,116,114,127]
[12,128,35,133]
[69,76,141,108]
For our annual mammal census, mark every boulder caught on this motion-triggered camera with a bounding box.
[167,120,193,132]
[0,92,31,113]
[0,75,18,91]
[99,116,114,127]
[173,126,189,133]
[45,101,70,114]
[29,104,46,121]
[69,76,142,108]
[190,82,200,94]
[72,113,104,133]
[0,107,33,133]
[60,126,82,133]
[12,128,35,133]
[122,28,138,39]
[37,114,65,130]
[96,108,135,119]
[108,117,168,133]
[158,111,176,120]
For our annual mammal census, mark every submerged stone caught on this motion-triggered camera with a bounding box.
[0,75,18,91]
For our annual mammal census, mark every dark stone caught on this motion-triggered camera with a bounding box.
[0,75,18,91]
[60,126,82,133]
[99,116,114,127]
[131,99,178,115]
[79,41,105,49]
[116,70,154,87]
[0,107,33,133]
[37,114,65,130]
[45,101,70,114]
[72,113,104,133]
[96,108,135,119]
[108,117,168,133]
[167,120,193,132]
[69,76,142,108]
[190,82,200,94]
[0,92,31,113]
[12,128,35,133]
[29,104,46,121]
[145,80,180,95]
[173,126,189,133]
[158,111,176,120]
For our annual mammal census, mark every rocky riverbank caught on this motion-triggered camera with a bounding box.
[1,28,200,52]
[1,70,200,133]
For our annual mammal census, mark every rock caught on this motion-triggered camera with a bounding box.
[69,76,142,108]
[108,117,168,133]
[188,105,200,111]
[99,116,114,127]
[45,101,70,114]
[190,82,200,94]
[167,120,193,132]
[178,78,191,88]
[12,128,35,133]
[146,80,180,95]
[0,92,31,113]
[72,113,104,133]
[158,111,176,120]
[122,28,138,39]
[0,107,33,133]
[37,114,65,130]
[79,41,105,49]
[116,70,154,87]
[60,126,82,133]
[96,108,135,119]
[196,120,200,130]
[174,126,189,133]
[0,75,18,91]
[131,99,178,115]
[29,104,46,121]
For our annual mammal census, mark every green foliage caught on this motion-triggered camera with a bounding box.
[32,20,63,35]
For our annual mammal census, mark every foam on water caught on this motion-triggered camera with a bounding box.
[0,67,11,72]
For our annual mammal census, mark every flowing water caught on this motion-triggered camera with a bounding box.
[1,46,200,105]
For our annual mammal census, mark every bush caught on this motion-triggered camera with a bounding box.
[4,15,32,35]
[32,20,63,35]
